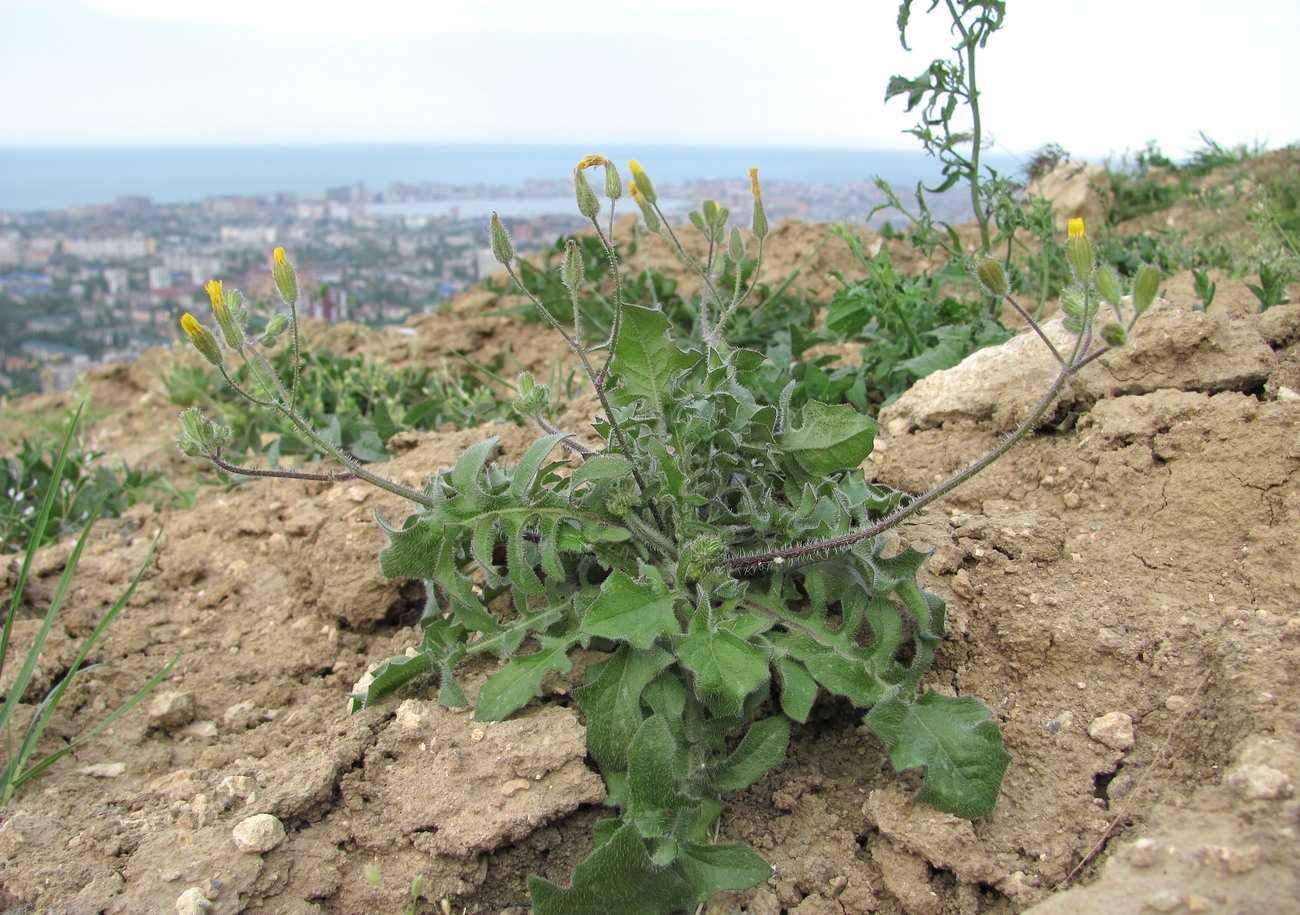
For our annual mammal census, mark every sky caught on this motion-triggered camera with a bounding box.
[2,0,1298,161]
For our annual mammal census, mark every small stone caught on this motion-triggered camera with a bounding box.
[1225,764,1293,800]
[1045,712,1074,734]
[1128,837,1159,867]
[77,762,126,778]
[1220,844,1262,874]
[231,813,285,854]
[1186,893,1212,912]
[500,779,531,797]
[175,887,213,914]
[1096,627,1128,650]
[1165,696,1190,714]
[218,775,256,801]
[394,700,428,734]
[176,720,219,739]
[148,691,196,732]
[1143,889,1182,912]
[1089,712,1135,751]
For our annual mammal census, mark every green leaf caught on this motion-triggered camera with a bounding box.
[528,822,771,915]
[569,454,633,489]
[574,646,674,772]
[781,400,878,480]
[674,626,771,717]
[775,657,817,723]
[709,716,790,792]
[865,690,1010,818]
[475,632,578,721]
[581,571,681,649]
[626,714,684,837]
[606,305,697,417]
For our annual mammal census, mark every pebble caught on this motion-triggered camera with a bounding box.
[1128,837,1159,867]
[1088,712,1135,751]
[147,691,196,732]
[76,762,125,778]
[218,775,257,801]
[1144,889,1182,912]
[175,887,213,914]
[231,813,286,854]
[1096,627,1128,650]
[1225,763,1293,800]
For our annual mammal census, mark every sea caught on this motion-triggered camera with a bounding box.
[0,144,1024,213]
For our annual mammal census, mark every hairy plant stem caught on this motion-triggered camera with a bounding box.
[502,260,669,535]
[727,323,1108,573]
[947,0,991,254]
[217,354,433,508]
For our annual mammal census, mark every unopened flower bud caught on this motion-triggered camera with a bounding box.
[206,279,244,349]
[750,167,768,238]
[1066,217,1095,286]
[629,182,660,232]
[181,312,223,367]
[574,168,600,219]
[561,239,583,294]
[728,226,746,265]
[1100,322,1128,347]
[1132,264,1160,315]
[513,371,550,417]
[628,160,657,204]
[265,313,289,337]
[272,247,299,306]
[1095,265,1123,305]
[975,257,1008,297]
[489,212,514,265]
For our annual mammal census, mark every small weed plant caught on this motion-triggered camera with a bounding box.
[1,406,176,803]
[177,159,1154,913]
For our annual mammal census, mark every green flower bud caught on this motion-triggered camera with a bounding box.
[678,533,725,583]
[513,371,550,417]
[604,163,622,201]
[605,478,641,518]
[1059,287,1085,319]
[1133,264,1160,315]
[489,212,514,265]
[264,313,289,337]
[728,226,746,265]
[1066,218,1095,286]
[574,169,600,219]
[272,247,298,306]
[975,257,1009,298]
[1100,322,1128,347]
[561,238,583,294]
[177,407,232,457]
[1095,264,1123,306]
[180,312,224,367]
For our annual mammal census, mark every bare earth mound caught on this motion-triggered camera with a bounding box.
[0,227,1297,913]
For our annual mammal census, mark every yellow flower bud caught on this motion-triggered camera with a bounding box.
[206,278,244,348]
[749,167,768,239]
[181,312,223,366]
[628,160,657,204]
[272,247,299,306]
[1066,217,1094,286]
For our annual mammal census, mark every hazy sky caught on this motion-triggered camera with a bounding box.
[2,0,1298,160]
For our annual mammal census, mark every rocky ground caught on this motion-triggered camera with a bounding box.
[0,216,1297,914]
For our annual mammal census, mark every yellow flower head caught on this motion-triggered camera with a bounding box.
[180,312,223,366]
[205,279,226,317]
[628,159,656,203]
[1068,217,1085,239]
[273,246,288,266]
[628,181,643,203]
[749,167,761,200]
[576,154,613,171]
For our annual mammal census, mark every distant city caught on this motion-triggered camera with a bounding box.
[0,164,983,397]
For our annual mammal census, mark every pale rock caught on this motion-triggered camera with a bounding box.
[1025,159,1112,231]
[1226,763,1293,800]
[231,813,286,854]
[147,690,196,732]
[175,887,213,914]
[1088,712,1135,751]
